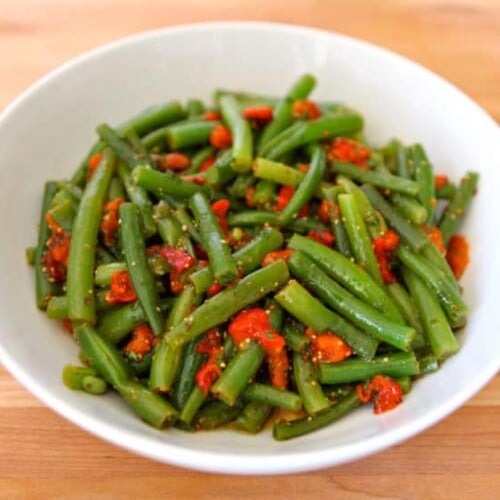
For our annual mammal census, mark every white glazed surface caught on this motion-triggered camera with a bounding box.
[0,22,498,475]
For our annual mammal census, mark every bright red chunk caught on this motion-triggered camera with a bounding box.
[356,375,403,414]
[329,137,371,168]
[105,270,137,304]
[100,197,124,247]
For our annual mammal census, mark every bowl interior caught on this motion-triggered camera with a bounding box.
[0,22,499,474]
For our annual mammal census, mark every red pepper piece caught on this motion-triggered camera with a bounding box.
[211,199,230,235]
[305,328,352,363]
[446,234,469,279]
[203,111,221,122]
[307,229,334,247]
[317,199,338,223]
[158,153,191,172]
[210,124,232,149]
[100,197,124,247]
[434,174,449,190]
[267,348,289,389]
[292,100,321,121]
[105,270,137,304]
[198,156,216,172]
[181,175,206,185]
[123,324,155,358]
[356,375,403,414]
[261,249,294,267]
[373,230,400,284]
[160,246,196,274]
[242,106,273,122]
[195,329,223,396]
[421,225,446,256]
[42,213,71,283]
[86,152,104,181]
[329,137,371,168]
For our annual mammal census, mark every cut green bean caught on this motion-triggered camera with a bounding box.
[166,120,218,150]
[408,144,436,224]
[237,401,273,434]
[282,320,309,352]
[179,386,206,424]
[63,364,100,391]
[193,400,243,430]
[81,375,108,395]
[243,383,302,412]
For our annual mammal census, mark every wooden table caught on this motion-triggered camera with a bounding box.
[1,1,499,497]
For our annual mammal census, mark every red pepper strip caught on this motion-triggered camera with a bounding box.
[158,153,191,172]
[228,308,288,387]
[434,174,449,190]
[267,348,290,389]
[307,229,334,247]
[86,152,104,181]
[195,329,223,396]
[446,234,469,279]
[329,137,371,168]
[304,328,352,364]
[292,100,321,121]
[210,124,232,148]
[373,230,400,284]
[317,199,338,223]
[160,245,196,295]
[198,156,216,172]
[123,324,155,357]
[261,249,294,267]
[211,199,230,235]
[421,225,446,256]
[105,270,137,305]
[42,213,71,283]
[275,186,309,217]
[203,111,221,121]
[100,197,124,247]
[242,106,273,122]
[356,375,403,414]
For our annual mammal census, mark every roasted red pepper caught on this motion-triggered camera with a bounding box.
[203,111,221,122]
[158,152,191,172]
[329,137,371,168]
[275,186,309,217]
[198,156,216,172]
[123,324,155,358]
[373,230,400,284]
[105,270,137,304]
[242,106,273,123]
[211,199,230,235]
[434,174,449,190]
[86,151,104,181]
[160,245,196,294]
[195,329,223,396]
[261,249,294,267]
[356,375,403,414]
[100,197,124,247]
[421,225,446,256]
[305,328,352,364]
[317,199,338,223]
[292,100,320,121]
[307,229,334,247]
[42,213,71,283]
[446,234,469,279]
[210,124,232,149]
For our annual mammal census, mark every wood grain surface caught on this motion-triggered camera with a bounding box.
[1,1,499,498]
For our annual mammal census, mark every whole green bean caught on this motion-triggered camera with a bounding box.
[67,148,116,323]
[408,144,436,224]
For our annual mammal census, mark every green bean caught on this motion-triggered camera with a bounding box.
[257,73,316,154]
[253,179,276,206]
[108,176,126,200]
[436,182,457,200]
[438,171,479,245]
[211,341,265,406]
[293,351,330,414]
[277,146,326,225]
[236,401,273,433]
[193,400,243,430]
[184,146,215,174]
[395,376,413,394]
[62,364,100,391]
[258,121,304,159]
[94,262,127,287]
[318,351,420,385]
[402,268,460,360]
[116,162,156,237]
[422,241,459,291]
[361,184,429,250]
[418,352,440,374]
[289,251,416,351]
[204,150,236,185]
[67,149,116,323]
[395,142,410,178]
[273,390,361,441]
[81,375,108,395]
[253,158,305,187]
[332,161,421,197]
[338,193,383,284]
[124,128,149,158]
[214,89,277,108]
[173,207,202,244]
[26,246,36,266]
[227,210,325,233]
[397,245,467,328]
[119,202,164,334]
[167,259,289,348]
[390,193,428,225]
[48,198,76,234]
[243,383,302,412]
[71,141,106,187]
[34,181,61,309]
[189,192,238,285]
[186,98,205,118]
[275,280,378,360]
[219,95,253,172]
[132,165,205,200]
[167,120,218,150]
[408,144,436,224]
[282,320,309,352]
[141,126,169,151]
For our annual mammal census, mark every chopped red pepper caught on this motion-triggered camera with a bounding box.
[228,308,288,387]
[292,100,321,121]
[41,213,71,283]
[181,175,206,185]
[123,324,155,358]
[206,280,224,297]
[86,152,104,181]
[317,199,338,223]
[211,199,230,235]
[195,329,223,396]
[267,348,290,389]
[245,186,256,208]
[61,319,73,334]
[261,249,294,267]
[307,229,334,247]
[242,106,273,123]
[373,230,400,284]
[105,270,137,305]
[305,328,352,363]
[329,137,371,168]
[297,163,310,173]
[210,124,232,149]
[203,111,221,122]
[434,174,449,190]
[421,225,446,256]
[100,197,124,247]
[198,156,216,172]
[446,234,469,279]
[158,153,191,172]
[160,245,196,295]
[275,186,309,217]
[356,375,403,414]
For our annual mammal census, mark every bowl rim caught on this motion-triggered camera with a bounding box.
[1,20,499,475]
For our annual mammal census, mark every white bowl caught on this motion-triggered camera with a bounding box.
[0,22,499,475]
